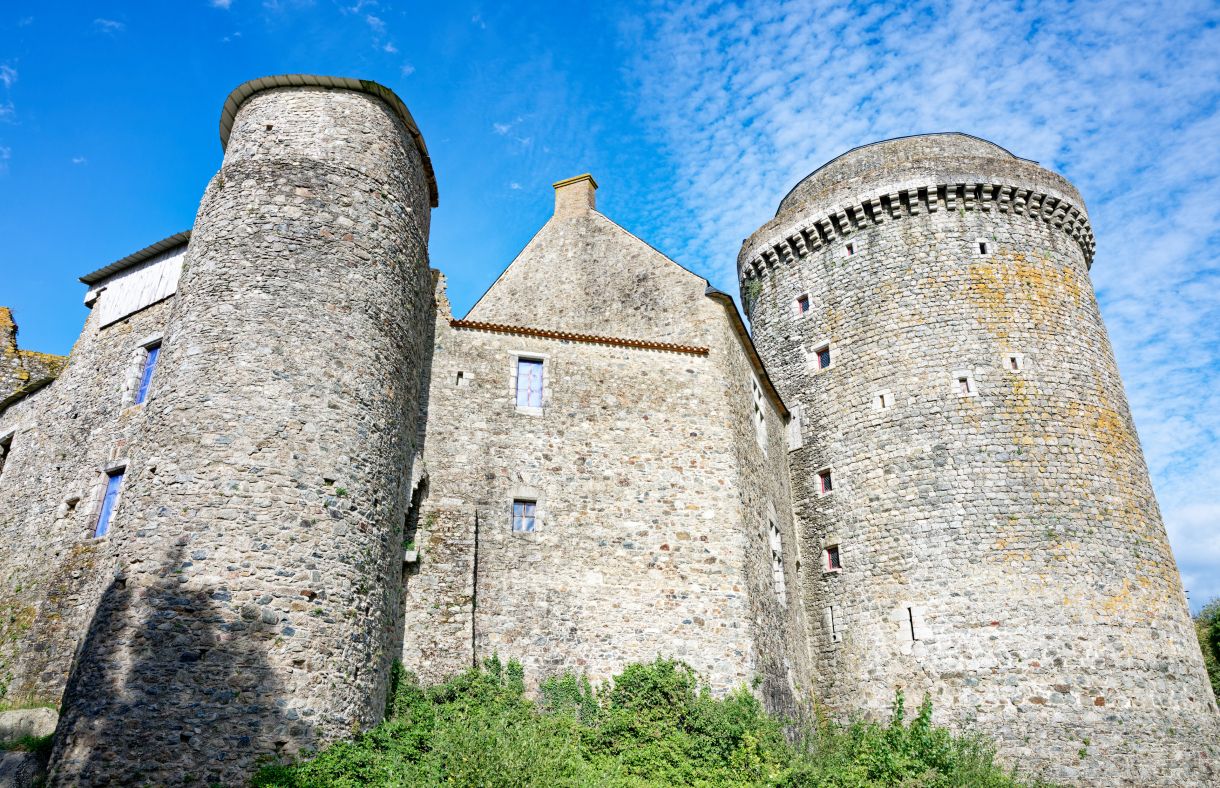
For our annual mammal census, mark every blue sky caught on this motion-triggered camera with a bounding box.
[2,1,1218,610]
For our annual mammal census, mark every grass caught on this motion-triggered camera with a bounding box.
[252,657,1048,787]
[0,733,53,760]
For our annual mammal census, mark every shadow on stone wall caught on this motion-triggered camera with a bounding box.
[50,542,312,786]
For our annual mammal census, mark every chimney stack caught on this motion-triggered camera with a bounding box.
[553,173,597,217]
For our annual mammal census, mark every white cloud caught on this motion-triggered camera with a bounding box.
[471,13,486,29]
[0,145,10,175]
[71,156,87,165]
[510,182,522,190]
[0,66,16,90]
[626,0,1220,610]
[211,0,233,8]
[94,18,125,33]
[365,14,385,33]
[383,42,397,53]
[493,122,512,135]
[401,64,415,77]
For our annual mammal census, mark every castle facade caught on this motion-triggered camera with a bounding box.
[0,75,1215,785]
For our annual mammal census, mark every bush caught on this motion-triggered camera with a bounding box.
[253,658,1043,787]
[1196,599,1220,701]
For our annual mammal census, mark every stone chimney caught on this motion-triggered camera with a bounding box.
[553,173,597,218]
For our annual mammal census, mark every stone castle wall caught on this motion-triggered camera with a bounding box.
[740,134,1218,785]
[48,83,437,786]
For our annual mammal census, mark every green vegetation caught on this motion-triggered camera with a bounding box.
[253,657,1044,787]
[742,280,763,318]
[1195,598,1220,701]
[0,733,53,759]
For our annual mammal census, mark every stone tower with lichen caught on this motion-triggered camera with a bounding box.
[45,76,438,786]
[739,133,1219,785]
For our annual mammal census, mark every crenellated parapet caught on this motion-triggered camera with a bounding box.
[739,179,1095,283]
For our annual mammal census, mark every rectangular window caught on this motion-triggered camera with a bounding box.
[134,343,161,405]
[515,358,544,408]
[95,468,125,538]
[768,520,786,606]
[812,343,832,370]
[818,468,833,495]
[511,499,536,533]
[957,376,973,395]
[795,294,810,315]
[825,544,841,571]
[751,376,767,451]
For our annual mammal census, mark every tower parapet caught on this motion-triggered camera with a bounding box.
[741,133,1216,786]
[50,75,437,786]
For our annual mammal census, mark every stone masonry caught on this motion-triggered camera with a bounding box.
[740,134,1219,786]
[0,83,1214,786]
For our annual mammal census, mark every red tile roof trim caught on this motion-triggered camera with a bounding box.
[449,319,709,356]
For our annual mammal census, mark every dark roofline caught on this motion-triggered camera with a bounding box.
[79,230,192,285]
[704,285,789,419]
[219,74,438,208]
[775,132,1033,217]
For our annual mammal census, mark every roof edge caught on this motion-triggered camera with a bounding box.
[218,74,438,208]
[79,230,192,285]
[704,285,789,419]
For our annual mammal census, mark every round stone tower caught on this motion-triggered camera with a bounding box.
[740,134,1217,785]
[51,76,438,786]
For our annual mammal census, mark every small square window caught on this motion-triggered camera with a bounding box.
[825,544,842,571]
[844,242,855,257]
[978,240,989,255]
[511,499,536,533]
[795,294,810,315]
[873,391,892,410]
[958,377,971,395]
[515,358,544,409]
[1005,354,1024,372]
[811,343,832,370]
[95,468,125,538]
[817,468,833,495]
[134,343,161,405]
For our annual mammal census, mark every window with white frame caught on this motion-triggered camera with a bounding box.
[134,342,161,405]
[751,376,767,452]
[511,499,537,533]
[768,519,787,606]
[94,467,125,538]
[975,238,990,256]
[954,371,977,397]
[873,390,893,410]
[794,293,810,317]
[515,358,544,409]
[1004,353,1024,372]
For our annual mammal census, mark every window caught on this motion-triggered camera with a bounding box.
[511,499,536,533]
[825,544,842,571]
[976,238,990,256]
[795,294,810,316]
[954,371,977,397]
[817,468,833,495]
[1005,354,1024,372]
[785,405,803,451]
[873,391,892,410]
[768,520,786,606]
[825,605,842,643]
[515,358,544,409]
[751,376,766,451]
[134,343,161,405]
[907,607,920,641]
[0,433,12,480]
[843,242,855,257]
[94,468,125,538]
[812,342,832,370]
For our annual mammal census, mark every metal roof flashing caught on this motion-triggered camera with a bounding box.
[79,230,191,286]
[217,74,438,208]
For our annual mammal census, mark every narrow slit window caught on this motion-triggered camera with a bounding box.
[844,242,855,257]
[768,520,786,605]
[818,468,833,495]
[134,343,161,405]
[751,376,767,452]
[795,294,810,315]
[1006,354,1023,372]
[95,468,125,538]
[908,607,919,641]
[511,499,536,533]
[515,358,544,408]
[456,371,466,387]
[958,377,971,395]
[978,241,989,255]
[0,433,12,480]
[874,391,892,410]
[825,544,841,571]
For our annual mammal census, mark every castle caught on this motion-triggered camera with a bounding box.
[0,74,1216,786]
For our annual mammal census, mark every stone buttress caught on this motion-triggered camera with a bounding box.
[48,76,438,786]
[740,133,1218,786]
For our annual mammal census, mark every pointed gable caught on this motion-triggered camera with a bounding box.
[465,175,709,344]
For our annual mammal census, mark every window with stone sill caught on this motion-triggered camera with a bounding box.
[94,467,125,539]
[825,544,842,572]
[817,468,833,496]
[134,342,161,405]
[811,342,832,371]
[515,358,544,410]
[512,499,537,533]
[795,294,810,317]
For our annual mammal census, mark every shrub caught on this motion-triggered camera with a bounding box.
[253,658,1043,787]
[1196,599,1220,701]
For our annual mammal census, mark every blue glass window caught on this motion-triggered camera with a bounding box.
[512,499,536,532]
[817,347,831,369]
[515,359,543,408]
[95,469,124,538]
[135,344,160,405]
